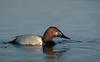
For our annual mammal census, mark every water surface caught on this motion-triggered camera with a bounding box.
[0,0,100,62]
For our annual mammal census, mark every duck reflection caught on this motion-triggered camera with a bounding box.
[42,45,69,59]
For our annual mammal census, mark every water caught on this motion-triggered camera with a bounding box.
[0,0,100,62]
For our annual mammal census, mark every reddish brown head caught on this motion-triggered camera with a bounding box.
[42,26,70,43]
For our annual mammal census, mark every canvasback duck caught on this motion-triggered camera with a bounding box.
[9,26,70,46]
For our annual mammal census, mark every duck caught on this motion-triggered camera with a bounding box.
[9,26,70,46]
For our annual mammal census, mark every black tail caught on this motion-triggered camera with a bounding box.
[8,39,17,44]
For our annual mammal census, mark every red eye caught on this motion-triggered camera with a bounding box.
[54,32,58,35]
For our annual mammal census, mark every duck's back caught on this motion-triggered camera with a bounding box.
[10,34,43,45]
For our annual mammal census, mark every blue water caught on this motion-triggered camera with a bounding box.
[0,0,100,62]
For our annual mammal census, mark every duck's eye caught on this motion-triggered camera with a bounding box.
[55,32,59,35]
[55,32,62,36]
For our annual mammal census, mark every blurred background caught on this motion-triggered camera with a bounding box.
[0,0,100,41]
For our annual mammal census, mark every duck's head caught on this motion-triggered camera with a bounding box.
[42,26,70,43]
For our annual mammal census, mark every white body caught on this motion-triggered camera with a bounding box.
[13,34,43,45]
